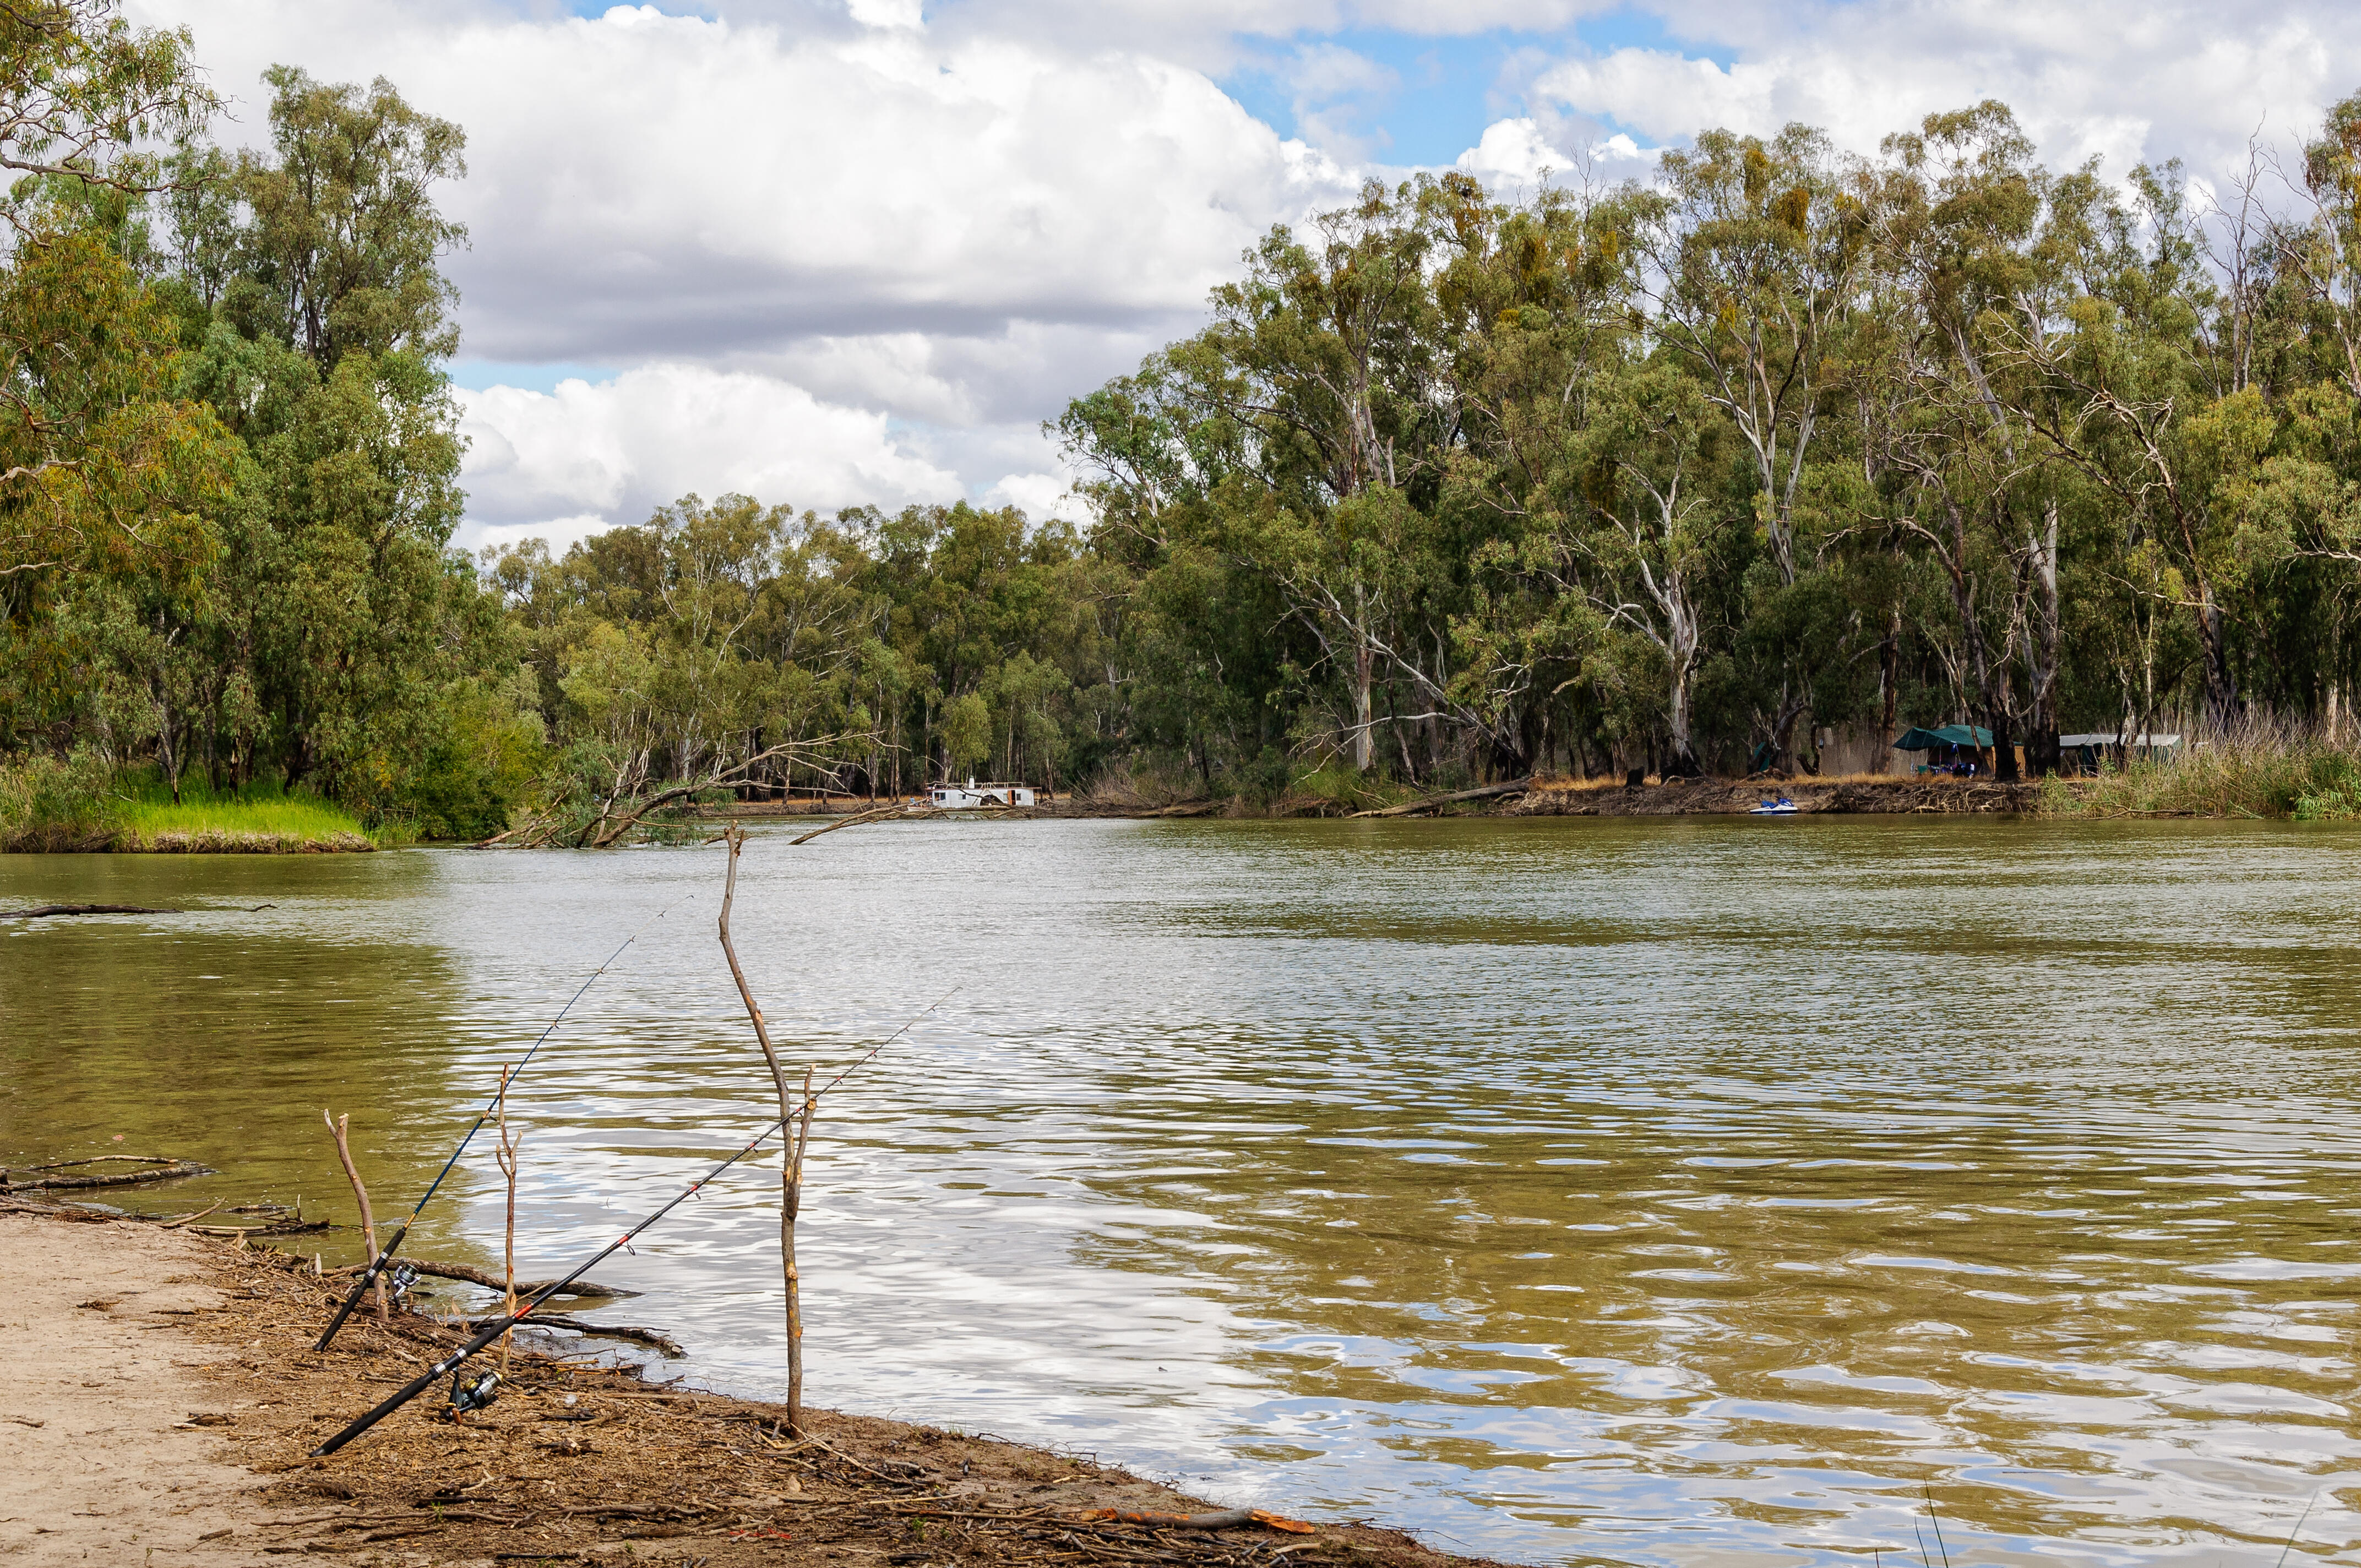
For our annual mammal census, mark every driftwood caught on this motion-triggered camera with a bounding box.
[0,903,180,919]
[1346,776,1532,819]
[466,1314,686,1358]
[1079,1508,1315,1534]
[0,1156,214,1191]
[790,803,916,844]
[394,1257,632,1299]
[1143,801,1222,818]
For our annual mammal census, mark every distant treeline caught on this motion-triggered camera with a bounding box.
[10,1,2361,840]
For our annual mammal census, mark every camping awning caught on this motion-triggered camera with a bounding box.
[1892,724,1993,750]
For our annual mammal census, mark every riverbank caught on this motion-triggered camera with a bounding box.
[0,1205,1515,1568]
[1505,775,2058,816]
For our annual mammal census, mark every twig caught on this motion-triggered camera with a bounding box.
[161,1201,224,1230]
[323,1112,388,1325]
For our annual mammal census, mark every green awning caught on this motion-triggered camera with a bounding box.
[1892,724,1993,750]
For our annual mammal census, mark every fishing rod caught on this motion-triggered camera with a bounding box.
[312,1107,792,1455]
[312,990,956,1453]
[315,895,693,1352]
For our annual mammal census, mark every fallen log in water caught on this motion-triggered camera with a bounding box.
[465,1314,686,1358]
[1347,776,1532,818]
[0,1156,214,1191]
[399,1256,634,1299]
[0,903,181,918]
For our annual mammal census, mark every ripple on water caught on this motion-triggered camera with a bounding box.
[4,816,2360,1564]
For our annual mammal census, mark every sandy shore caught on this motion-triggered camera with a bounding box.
[0,1207,1515,1568]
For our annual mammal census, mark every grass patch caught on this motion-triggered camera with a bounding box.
[2051,725,2361,819]
[115,780,376,851]
[0,762,378,852]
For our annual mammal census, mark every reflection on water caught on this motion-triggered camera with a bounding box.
[4,819,2359,1565]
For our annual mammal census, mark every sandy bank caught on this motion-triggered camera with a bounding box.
[0,1207,1516,1568]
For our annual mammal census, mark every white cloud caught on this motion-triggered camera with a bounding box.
[455,364,964,552]
[1454,117,1560,189]
[124,0,2361,552]
[1536,1,2361,184]
[135,1,1356,362]
[981,470,1085,523]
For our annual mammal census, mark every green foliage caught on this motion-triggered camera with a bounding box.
[0,747,120,846]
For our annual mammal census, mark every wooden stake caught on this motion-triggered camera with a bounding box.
[717,825,814,1434]
[323,1111,387,1324]
[494,1064,521,1374]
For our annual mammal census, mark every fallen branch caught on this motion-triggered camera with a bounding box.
[790,803,917,844]
[398,1257,633,1298]
[465,1314,685,1358]
[0,903,180,918]
[0,1156,214,1191]
[1346,777,1531,819]
[1078,1509,1315,1535]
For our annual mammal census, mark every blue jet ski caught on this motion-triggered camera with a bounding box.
[1749,796,1798,815]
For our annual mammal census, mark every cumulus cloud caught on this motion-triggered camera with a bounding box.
[1535,0,2361,184]
[137,1,1356,363]
[456,364,964,552]
[124,0,2361,552]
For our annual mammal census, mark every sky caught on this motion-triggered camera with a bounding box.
[121,0,2361,554]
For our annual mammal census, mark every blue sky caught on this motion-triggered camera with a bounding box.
[1220,10,1720,167]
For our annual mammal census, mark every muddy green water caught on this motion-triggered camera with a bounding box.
[2,819,2357,1565]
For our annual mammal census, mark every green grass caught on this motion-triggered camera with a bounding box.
[1,760,378,851]
[116,782,374,850]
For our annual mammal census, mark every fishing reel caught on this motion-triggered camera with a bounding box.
[445,1369,501,1422]
[387,1262,420,1307]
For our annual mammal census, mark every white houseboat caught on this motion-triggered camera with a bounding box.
[929,778,1036,808]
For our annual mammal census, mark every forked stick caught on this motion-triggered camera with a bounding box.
[323,1112,387,1325]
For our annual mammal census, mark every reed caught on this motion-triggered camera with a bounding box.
[2049,718,2361,820]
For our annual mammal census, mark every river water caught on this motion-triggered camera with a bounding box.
[2,818,2356,1565]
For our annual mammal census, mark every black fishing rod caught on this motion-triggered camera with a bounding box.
[312,1107,792,1456]
[314,896,692,1352]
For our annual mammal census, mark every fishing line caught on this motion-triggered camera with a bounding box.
[314,892,695,1352]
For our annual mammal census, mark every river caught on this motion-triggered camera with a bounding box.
[2,817,2355,1565]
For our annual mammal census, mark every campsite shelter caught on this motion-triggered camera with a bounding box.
[2057,733,2181,774]
[1893,724,1993,773]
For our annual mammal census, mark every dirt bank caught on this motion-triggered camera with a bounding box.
[2,828,374,853]
[1504,776,2055,816]
[0,1206,1523,1568]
